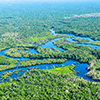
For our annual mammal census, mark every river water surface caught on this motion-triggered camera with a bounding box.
[0,29,99,82]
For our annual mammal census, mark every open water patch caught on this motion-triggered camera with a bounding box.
[0,29,100,82]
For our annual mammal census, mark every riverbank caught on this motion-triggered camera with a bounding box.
[86,60,100,81]
[0,29,100,82]
[85,41,100,46]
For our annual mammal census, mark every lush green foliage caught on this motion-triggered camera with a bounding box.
[5,39,98,63]
[72,37,89,43]
[0,67,99,100]
[86,60,100,81]
[0,55,18,65]
[47,64,75,74]
[0,2,100,49]
[0,64,16,71]
[0,55,18,71]
[5,48,30,58]
[0,2,100,99]
[19,59,67,67]
[85,41,100,46]
[26,35,53,42]
[54,16,100,41]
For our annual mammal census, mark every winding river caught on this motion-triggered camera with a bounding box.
[0,29,100,82]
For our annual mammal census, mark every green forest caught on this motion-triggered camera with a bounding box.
[0,67,100,100]
[0,1,100,100]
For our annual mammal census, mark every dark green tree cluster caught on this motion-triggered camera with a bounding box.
[0,68,99,100]
[0,55,18,71]
[0,2,100,49]
[0,55,18,65]
[18,58,67,67]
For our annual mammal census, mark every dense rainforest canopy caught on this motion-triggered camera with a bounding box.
[0,1,100,100]
[0,1,100,49]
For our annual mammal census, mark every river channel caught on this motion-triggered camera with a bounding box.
[0,29,100,82]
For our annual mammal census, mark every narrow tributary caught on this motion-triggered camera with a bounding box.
[0,29,99,82]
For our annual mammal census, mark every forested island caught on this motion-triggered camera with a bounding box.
[0,1,100,99]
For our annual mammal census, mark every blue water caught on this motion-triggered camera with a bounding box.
[0,49,8,56]
[0,29,100,82]
[54,32,100,49]
[56,32,100,49]
[63,33,94,43]
[73,63,94,81]
[40,38,65,52]
[29,48,38,53]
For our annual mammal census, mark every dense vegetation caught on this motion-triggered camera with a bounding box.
[0,66,99,100]
[5,47,30,58]
[53,38,100,61]
[0,55,18,71]
[0,1,100,99]
[0,1,100,49]
[19,59,67,67]
[85,41,100,46]
[54,16,100,41]
[0,55,18,65]
[86,60,100,81]
[71,37,89,43]
[4,37,100,64]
